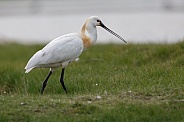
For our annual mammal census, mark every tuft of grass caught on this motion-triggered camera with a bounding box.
[0,42,184,121]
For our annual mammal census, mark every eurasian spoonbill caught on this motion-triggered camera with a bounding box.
[25,16,127,94]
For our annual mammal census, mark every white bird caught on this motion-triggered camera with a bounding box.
[25,16,127,94]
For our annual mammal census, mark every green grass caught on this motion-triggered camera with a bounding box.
[0,42,184,121]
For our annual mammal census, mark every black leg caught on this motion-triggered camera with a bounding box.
[60,68,67,94]
[40,70,52,94]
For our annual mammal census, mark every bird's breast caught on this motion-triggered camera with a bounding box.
[81,34,92,49]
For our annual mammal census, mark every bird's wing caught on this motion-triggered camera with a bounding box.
[25,33,83,73]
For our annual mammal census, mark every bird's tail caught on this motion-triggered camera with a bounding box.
[25,67,34,73]
[24,50,41,73]
[24,59,36,73]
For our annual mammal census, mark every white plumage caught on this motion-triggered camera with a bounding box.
[25,16,126,94]
[25,33,83,73]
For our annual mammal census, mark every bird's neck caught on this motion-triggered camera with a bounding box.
[81,21,97,44]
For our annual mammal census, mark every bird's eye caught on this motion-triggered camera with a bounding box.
[97,20,100,22]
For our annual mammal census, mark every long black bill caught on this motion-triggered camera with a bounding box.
[100,22,127,43]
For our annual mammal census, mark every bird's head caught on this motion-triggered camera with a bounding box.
[87,16,127,43]
[88,16,102,27]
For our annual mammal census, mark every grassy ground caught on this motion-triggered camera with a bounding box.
[0,42,184,122]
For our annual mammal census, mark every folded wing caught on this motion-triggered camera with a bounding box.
[25,33,83,73]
